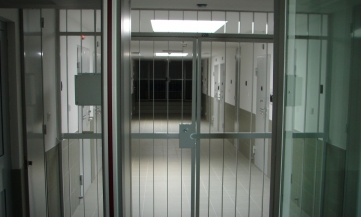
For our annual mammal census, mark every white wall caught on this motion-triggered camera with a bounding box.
[238,43,273,116]
[0,9,23,169]
[61,36,96,133]
[205,42,273,119]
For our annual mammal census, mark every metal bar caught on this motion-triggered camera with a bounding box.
[207,41,212,217]
[269,0,286,214]
[248,42,255,217]
[152,39,155,217]
[299,15,311,216]
[131,33,273,42]
[196,38,201,217]
[191,133,272,139]
[131,8,276,13]
[234,42,241,217]
[62,133,103,139]
[167,39,169,217]
[190,38,197,217]
[221,41,226,217]
[294,35,328,40]
[59,32,102,36]
[291,132,324,138]
[313,17,323,217]
[131,132,322,140]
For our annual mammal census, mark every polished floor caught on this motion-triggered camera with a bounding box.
[131,115,270,217]
[73,170,104,217]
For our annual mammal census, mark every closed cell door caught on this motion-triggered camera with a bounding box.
[130,38,273,217]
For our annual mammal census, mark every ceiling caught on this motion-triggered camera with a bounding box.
[132,0,273,12]
[0,0,273,11]
[0,0,101,9]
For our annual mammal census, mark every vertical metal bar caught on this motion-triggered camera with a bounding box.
[299,15,310,215]
[138,40,141,217]
[261,43,270,217]
[190,38,197,217]
[167,39,170,217]
[207,41,213,217]
[54,9,64,217]
[319,15,332,217]
[248,42,255,217]
[270,0,286,214]
[80,9,87,217]
[93,9,100,217]
[65,9,73,216]
[181,37,184,217]
[313,15,323,217]
[196,38,202,217]
[152,40,155,217]
[221,42,226,217]
[234,43,241,217]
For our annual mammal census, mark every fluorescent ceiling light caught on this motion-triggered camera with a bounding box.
[155,53,188,57]
[151,20,227,33]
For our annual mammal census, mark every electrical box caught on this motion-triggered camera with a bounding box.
[75,73,101,105]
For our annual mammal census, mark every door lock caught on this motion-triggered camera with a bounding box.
[179,124,195,148]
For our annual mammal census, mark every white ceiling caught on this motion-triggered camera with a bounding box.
[131,0,274,12]
[0,0,273,12]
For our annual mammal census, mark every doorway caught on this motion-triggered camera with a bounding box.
[130,37,273,217]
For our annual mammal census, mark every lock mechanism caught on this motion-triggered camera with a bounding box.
[179,124,195,148]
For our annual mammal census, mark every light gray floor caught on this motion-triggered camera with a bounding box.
[73,170,104,217]
[131,116,270,217]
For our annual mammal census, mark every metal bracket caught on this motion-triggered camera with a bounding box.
[179,124,195,148]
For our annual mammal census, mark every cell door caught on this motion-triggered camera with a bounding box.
[130,38,197,217]
[195,40,273,217]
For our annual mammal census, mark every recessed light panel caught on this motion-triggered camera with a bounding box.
[151,20,227,33]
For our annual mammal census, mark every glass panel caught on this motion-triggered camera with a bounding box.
[309,14,321,36]
[140,10,154,32]
[240,12,253,34]
[226,12,239,34]
[67,10,81,32]
[82,10,94,32]
[198,11,211,21]
[267,13,274,34]
[281,0,361,215]
[96,10,101,32]
[169,10,183,20]
[131,10,140,33]
[184,11,197,20]
[295,14,308,36]
[212,11,226,33]
[322,15,328,36]
[155,10,168,20]
[254,13,267,34]
[60,9,66,32]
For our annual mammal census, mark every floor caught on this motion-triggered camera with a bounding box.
[73,170,104,217]
[70,114,270,217]
[131,115,270,217]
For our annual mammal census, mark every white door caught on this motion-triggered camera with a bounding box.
[218,63,226,132]
[213,64,219,129]
[255,55,271,175]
